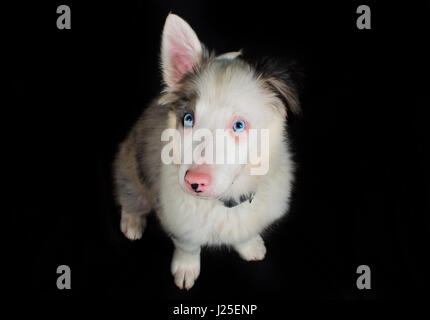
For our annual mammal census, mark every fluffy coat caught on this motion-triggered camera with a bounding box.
[113,14,300,290]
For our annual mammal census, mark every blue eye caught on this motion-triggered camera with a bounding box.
[183,113,194,127]
[233,120,246,132]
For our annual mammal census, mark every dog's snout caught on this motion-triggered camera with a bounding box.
[185,170,211,193]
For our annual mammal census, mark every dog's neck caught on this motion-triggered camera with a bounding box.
[218,168,260,208]
[219,192,255,208]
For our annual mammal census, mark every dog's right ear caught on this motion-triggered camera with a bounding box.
[161,14,203,88]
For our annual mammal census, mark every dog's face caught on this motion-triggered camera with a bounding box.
[159,14,299,200]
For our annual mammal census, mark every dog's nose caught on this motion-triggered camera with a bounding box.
[185,170,211,193]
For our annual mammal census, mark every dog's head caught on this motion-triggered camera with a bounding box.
[158,14,300,202]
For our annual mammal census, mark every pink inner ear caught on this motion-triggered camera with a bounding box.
[168,31,199,83]
[171,52,195,83]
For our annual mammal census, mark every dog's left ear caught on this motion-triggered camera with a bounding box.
[256,58,302,117]
[265,77,301,117]
[161,14,203,88]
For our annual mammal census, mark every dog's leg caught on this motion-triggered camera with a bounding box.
[120,208,148,240]
[171,239,201,290]
[233,235,266,261]
[118,180,152,241]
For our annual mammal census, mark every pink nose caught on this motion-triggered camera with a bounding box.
[185,170,211,193]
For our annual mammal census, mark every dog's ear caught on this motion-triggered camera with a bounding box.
[161,14,203,88]
[265,77,301,116]
[255,58,302,117]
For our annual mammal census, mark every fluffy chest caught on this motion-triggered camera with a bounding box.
[157,164,291,245]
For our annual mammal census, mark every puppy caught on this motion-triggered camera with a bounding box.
[113,13,300,290]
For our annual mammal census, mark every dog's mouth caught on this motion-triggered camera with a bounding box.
[187,190,217,199]
[181,180,222,199]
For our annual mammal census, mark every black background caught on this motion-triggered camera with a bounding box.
[9,0,430,305]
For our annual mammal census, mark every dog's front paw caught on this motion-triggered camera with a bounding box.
[171,248,201,290]
[120,211,146,240]
[234,235,266,261]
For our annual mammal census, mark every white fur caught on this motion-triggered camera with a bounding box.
[159,145,293,246]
